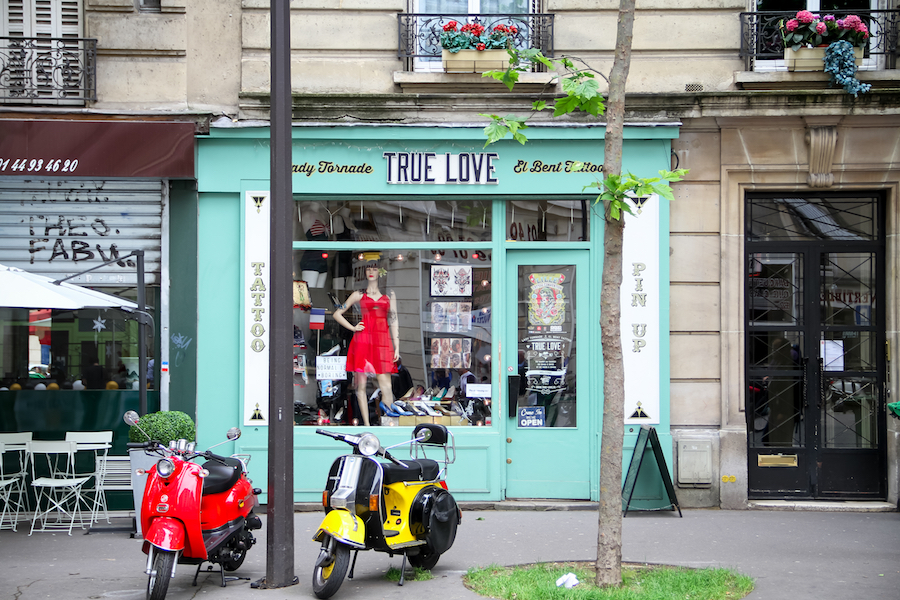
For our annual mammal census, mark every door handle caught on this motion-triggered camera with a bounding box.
[507,375,520,418]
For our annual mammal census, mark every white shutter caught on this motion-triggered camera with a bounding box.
[4,0,29,37]
[59,0,79,38]
[32,0,81,38]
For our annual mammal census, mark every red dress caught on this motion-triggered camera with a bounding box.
[346,292,397,375]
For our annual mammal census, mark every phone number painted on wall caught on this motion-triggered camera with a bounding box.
[0,158,80,174]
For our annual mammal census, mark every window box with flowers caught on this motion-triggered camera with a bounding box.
[440,21,517,73]
[780,10,868,72]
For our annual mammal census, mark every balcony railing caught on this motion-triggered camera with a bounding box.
[397,13,554,72]
[0,37,97,105]
[739,10,900,71]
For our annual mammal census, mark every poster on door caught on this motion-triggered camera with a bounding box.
[522,269,574,398]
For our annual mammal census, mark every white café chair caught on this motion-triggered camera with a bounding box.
[27,441,92,536]
[0,442,29,531]
[91,455,133,524]
[64,431,113,524]
[0,432,33,517]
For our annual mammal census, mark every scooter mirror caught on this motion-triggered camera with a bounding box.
[124,410,140,427]
[227,427,241,441]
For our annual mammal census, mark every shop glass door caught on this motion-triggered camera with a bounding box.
[745,193,886,499]
[505,250,590,499]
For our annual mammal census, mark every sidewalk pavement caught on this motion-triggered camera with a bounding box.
[1,504,898,600]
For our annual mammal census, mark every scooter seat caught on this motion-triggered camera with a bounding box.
[201,456,243,495]
[382,459,440,485]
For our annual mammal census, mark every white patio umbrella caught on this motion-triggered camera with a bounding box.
[0,263,138,310]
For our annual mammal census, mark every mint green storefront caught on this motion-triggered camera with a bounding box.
[195,124,678,505]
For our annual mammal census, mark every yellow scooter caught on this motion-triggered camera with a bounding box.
[311,424,460,599]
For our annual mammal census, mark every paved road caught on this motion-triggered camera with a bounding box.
[1,508,898,600]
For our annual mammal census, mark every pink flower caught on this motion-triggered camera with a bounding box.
[842,14,862,29]
[823,14,836,22]
[816,22,827,34]
[796,10,817,24]
[785,19,799,32]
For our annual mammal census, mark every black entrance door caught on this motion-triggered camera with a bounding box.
[745,193,886,499]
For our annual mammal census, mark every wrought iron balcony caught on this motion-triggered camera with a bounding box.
[397,13,554,72]
[739,10,900,71]
[0,37,97,105]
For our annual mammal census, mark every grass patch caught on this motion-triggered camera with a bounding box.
[464,561,753,600]
[385,565,434,582]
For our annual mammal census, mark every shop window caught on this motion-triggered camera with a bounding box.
[291,201,493,428]
[505,199,590,242]
[296,199,491,253]
[0,293,154,393]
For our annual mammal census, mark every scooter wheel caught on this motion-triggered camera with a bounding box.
[408,547,440,570]
[147,550,176,600]
[312,539,350,599]
[222,549,246,572]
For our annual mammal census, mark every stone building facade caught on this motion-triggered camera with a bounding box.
[3,0,897,508]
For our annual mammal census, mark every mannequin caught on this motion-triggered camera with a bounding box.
[332,260,401,426]
[332,205,357,290]
[299,201,329,288]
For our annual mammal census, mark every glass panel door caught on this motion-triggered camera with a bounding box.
[505,250,590,499]
[746,193,886,499]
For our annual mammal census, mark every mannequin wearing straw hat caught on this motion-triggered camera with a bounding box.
[332,253,402,426]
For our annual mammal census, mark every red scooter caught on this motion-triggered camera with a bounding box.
[124,411,262,600]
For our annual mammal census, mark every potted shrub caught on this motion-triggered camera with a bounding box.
[440,21,517,73]
[127,410,195,535]
[780,10,868,72]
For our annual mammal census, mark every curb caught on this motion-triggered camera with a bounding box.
[293,500,599,512]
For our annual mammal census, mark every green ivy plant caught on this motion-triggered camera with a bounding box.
[128,410,196,445]
[480,49,687,219]
[824,40,871,97]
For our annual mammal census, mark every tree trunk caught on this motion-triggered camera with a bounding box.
[595,0,636,588]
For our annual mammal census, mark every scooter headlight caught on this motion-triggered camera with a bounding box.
[156,458,176,479]
[357,433,380,456]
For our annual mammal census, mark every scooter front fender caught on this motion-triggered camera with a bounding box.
[141,517,186,554]
[312,510,366,549]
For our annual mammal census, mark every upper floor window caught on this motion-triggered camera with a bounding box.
[399,0,551,73]
[0,0,94,104]
[744,0,891,71]
[138,0,161,12]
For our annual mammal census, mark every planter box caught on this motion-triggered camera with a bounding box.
[442,49,509,73]
[785,46,863,72]
[129,448,157,537]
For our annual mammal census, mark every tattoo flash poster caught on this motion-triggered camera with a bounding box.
[430,337,472,369]
[431,265,473,296]
[431,301,473,332]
